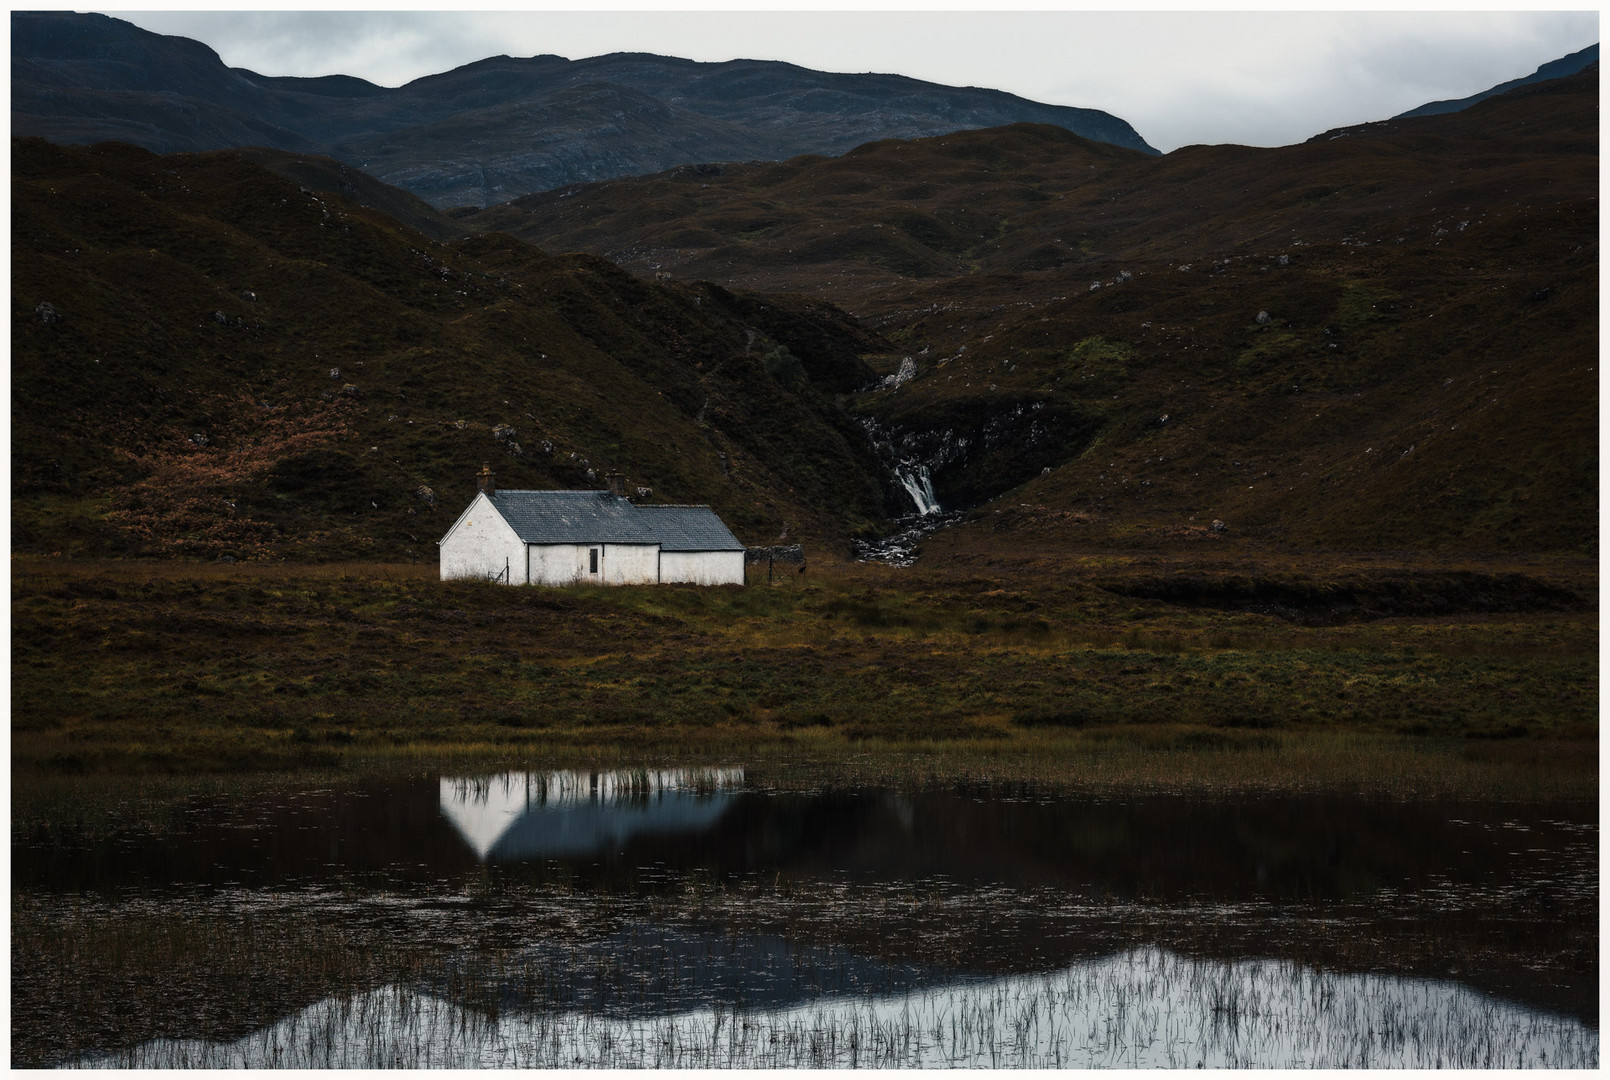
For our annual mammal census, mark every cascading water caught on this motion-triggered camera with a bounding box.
[895,463,940,516]
[855,418,963,566]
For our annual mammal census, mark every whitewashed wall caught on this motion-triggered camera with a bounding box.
[660,551,745,586]
[602,544,660,585]
[439,494,525,582]
[527,544,590,586]
[528,543,660,585]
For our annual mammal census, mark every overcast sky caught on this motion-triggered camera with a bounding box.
[108,8,1599,153]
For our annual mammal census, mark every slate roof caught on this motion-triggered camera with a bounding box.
[484,491,743,551]
[635,504,746,552]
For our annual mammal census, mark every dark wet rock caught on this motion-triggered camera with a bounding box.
[35,301,62,325]
[853,509,965,567]
[1211,519,1227,532]
[212,310,229,325]
[189,432,208,447]
[492,424,518,442]
[414,486,435,507]
[239,290,256,302]
[1255,311,1272,325]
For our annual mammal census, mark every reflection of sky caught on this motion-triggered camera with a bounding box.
[438,769,745,861]
[84,946,1599,1069]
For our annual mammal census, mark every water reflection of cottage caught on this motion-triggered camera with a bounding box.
[439,769,745,862]
[437,466,745,586]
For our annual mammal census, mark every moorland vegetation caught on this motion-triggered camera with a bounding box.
[9,64,1596,785]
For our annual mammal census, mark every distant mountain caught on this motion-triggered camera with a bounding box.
[1395,43,1597,118]
[11,11,1158,209]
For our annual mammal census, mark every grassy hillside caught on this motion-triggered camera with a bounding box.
[12,138,901,560]
[11,71,1598,563]
[472,72,1598,557]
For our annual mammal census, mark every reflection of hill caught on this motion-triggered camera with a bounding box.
[438,770,746,861]
[89,944,1596,1068]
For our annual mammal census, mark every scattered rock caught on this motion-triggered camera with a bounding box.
[240,290,256,302]
[1255,311,1272,325]
[635,486,653,500]
[1211,519,1228,532]
[329,367,341,379]
[1531,286,1553,303]
[189,433,209,447]
[1275,254,1291,267]
[212,310,229,325]
[540,440,554,454]
[1115,270,1134,284]
[414,486,436,507]
[455,419,468,430]
[340,383,360,397]
[1089,281,1101,292]
[35,301,62,325]
[882,357,917,389]
[492,424,518,442]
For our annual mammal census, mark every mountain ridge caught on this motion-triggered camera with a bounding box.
[1396,42,1597,118]
[12,11,1158,209]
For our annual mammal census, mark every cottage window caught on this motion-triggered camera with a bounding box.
[589,548,599,574]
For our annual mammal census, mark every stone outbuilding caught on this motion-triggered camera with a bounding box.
[437,467,745,586]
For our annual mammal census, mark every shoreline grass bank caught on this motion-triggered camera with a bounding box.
[12,556,1595,796]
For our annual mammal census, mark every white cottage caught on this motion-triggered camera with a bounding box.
[438,467,745,586]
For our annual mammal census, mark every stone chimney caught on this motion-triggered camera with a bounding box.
[605,471,627,498]
[477,463,496,497]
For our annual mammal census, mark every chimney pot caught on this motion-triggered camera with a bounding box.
[605,471,627,498]
[477,463,496,496]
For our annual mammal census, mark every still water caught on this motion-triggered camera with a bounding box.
[14,768,1598,1068]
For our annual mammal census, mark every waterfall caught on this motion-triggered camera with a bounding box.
[896,463,940,516]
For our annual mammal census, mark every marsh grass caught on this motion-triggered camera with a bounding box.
[76,947,1597,1069]
[16,791,1596,1068]
[12,556,1595,790]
